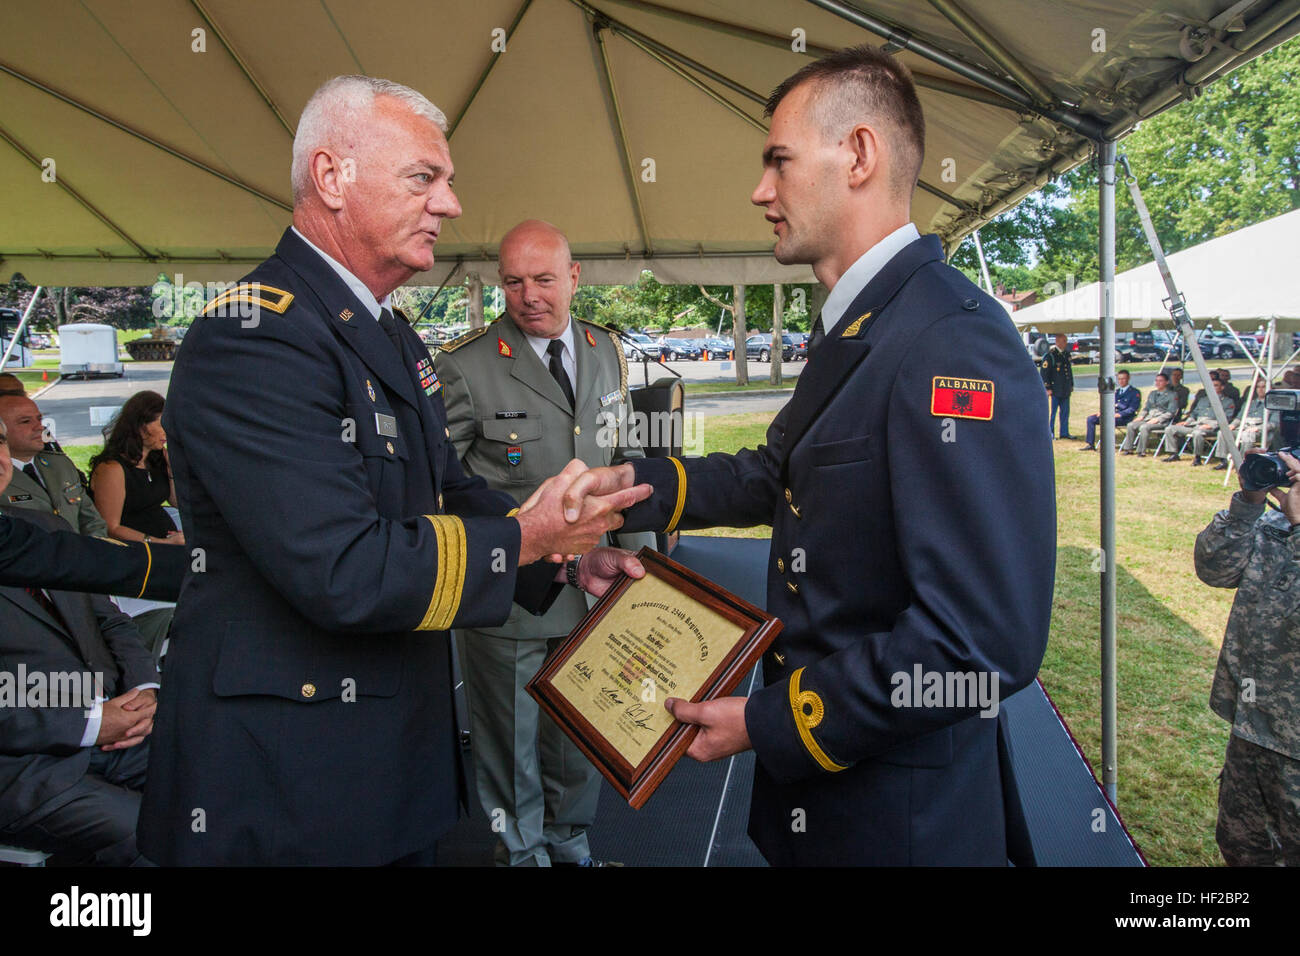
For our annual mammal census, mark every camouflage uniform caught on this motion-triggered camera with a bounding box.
[1195,492,1300,865]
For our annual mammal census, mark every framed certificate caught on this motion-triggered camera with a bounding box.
[526,547,781,809]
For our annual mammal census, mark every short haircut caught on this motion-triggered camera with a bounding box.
[765,45,925,196]
[1155,372,1169,382]
[292,75,448,202]
[1117,369,1130,377]
[0,372,24,396]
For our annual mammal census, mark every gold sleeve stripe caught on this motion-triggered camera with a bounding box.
[788,667,847,773]
[418,515,468,631]
[506,507,520,517]
[135,541,153,600]
[664,456,687,534]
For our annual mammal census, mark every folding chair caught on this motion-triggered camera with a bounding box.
[0,844,50,867]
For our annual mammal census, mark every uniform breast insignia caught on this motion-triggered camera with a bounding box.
[497,338,512,358]
[366,379,376,402]
[507,445,522,466]
[6,494,33,503]
[585,328,597,348]
[931,376,995,420]
[599,389,621,408]
[200,282,294,317]
[841,311,873,337]
[416,356,440,395]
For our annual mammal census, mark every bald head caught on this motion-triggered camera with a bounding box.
[498,220,580,340]
[0,394,44,459]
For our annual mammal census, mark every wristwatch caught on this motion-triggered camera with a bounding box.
[565,554,582,588]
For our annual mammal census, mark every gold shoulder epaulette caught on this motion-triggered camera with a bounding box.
[438,326,490,353]
[201,282,294,317]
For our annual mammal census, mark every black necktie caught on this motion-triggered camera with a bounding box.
[22,462,44,491]
[26,586,68,630]
[807,318,826,360]
[377,308,404,362]
[546,339,575,408]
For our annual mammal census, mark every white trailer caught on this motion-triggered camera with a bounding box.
[58,323,123,378]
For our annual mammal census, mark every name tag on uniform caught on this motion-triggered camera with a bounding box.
[6,494,33,503]
[375,413,399,437]
[496,410,528,419]
[599,390,621,407]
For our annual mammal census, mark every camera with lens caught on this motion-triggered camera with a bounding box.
[1239,389,1300,491]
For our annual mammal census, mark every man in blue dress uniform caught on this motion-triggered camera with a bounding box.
[136,76,646,866]
[566,47,1055,865]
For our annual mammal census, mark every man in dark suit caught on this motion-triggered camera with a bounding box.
[1081,368,1140,450]
[0,504,160,866]
[137,75,646,866]
[567,46,1054,865]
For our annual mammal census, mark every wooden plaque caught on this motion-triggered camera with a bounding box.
[526,547,781,809]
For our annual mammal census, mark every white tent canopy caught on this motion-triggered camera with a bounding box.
[1013,206,1300,333]
[4,0,1300,287]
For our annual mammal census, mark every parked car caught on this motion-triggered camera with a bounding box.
[745,333,796,362]
[1161,330,1258,361]
[622,332,661,360]
[658,337,702,361]
[787,332,809,360]
[1119,330,1163,362]
[699,336,735,359]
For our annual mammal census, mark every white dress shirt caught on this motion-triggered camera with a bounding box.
[523,316,577,389]
[291,226,391,320]
[819,223,921,335]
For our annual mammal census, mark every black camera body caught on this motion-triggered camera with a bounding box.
[1239,389,1300,491]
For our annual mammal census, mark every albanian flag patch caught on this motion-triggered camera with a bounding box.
[931,376,994,420]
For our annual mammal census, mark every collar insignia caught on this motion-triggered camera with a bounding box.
[841,312,872,338]
[498,338,512,357]
[339,308,353,322]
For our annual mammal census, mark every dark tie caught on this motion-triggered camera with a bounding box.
[22,462,44,491]
[377,308,404,362]
[546,339,575,408]
[807,317,826,360]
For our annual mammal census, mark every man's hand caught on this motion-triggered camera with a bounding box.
[516,460,651,565]
[572,547,645,597]
[664,696,751,761]
[96,688,156,751]
[561,463,636,522]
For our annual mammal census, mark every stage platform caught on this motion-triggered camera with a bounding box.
[440,536,1145,867]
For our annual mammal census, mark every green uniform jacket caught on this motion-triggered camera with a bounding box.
[435,314,654,639]
[3,451,108,538]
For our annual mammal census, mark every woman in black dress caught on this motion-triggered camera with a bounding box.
[90,390,185,546]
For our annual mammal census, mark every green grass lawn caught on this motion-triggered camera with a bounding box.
[695,398,1234,866]
[62,445,103,476]
[684,379,800,395]
[11,369,60,389]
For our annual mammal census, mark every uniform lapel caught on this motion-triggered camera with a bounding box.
[502,317,573,416]
[780,236,942,465]
[275,229,419,411]
[572,319,600,416]
[0,586,83,660]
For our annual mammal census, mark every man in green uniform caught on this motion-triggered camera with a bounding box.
[436,220,654,866]
[0,394,107,537]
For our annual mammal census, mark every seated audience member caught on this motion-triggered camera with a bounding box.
[1081,369,1140,451]
[1213,378,1269,470]
[89,392,183,548]
[1161,378,1237,465]
[1168,367,1190,417]
[1217,367,1241,407]
[0,514,160,866]
[1120,372,1178,457]
[0,372,25,396]
[0,394,106,537]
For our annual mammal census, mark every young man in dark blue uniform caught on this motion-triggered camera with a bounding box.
[136,76,646,866]
[1081,368,1140,450]
[568,47,1055,865]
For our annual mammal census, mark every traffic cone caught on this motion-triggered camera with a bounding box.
[41,370,48,381]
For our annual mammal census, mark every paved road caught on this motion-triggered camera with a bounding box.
[31,362,173,446]
[27,357,796,447]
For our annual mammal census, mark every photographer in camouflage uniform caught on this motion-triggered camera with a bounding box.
[1195,449,1300,865]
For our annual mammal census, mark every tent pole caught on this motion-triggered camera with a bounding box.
[1098,141,1119,806]
[972,229,993,294]
[0,285,42,370]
